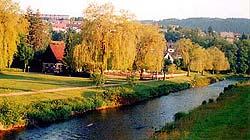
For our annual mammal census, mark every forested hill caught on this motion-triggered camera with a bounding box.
[142,18,250,34]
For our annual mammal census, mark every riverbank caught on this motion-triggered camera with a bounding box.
[0,74,225,136]
[153,79,250,139]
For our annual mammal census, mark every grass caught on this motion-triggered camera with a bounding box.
[0,72,92,93]
[153,80,250,140]
[0,72,125,94]
[0,72,222,105]
[0,71,227,132]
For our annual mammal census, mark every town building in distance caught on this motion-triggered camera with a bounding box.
[41,14,82,32]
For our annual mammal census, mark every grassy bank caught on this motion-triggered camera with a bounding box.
[0,81,191,131]
[153,80,250,140]
[0,72,225,134]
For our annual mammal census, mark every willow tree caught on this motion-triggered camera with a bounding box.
[189,46,213,75]
[175,39,196,76]
[207,47,230,74]
[76,3,138,73]
[133,24,166,78]
[0,0,27,68]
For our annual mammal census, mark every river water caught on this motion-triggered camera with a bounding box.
[4,80,236,140]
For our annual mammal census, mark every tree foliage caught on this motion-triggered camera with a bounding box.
[133,24,165,72]
[0,0,27,68]
[175,39,195,76]
[73,3,165,74]
[63,28,82,73]
[235,40,249,74]
[15,35,34,72]
[207,47,230,73]
[25,8,50,51]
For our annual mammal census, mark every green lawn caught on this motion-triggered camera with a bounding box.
[0,71,222,106]
[154,80,250,140]
[0,72,94,93]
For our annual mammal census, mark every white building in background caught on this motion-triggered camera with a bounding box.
[164,41,182,63]
[41,14,82,32]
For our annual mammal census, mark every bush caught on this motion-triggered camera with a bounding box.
[174,112,188,121]
[208,98,214,103]
[126,75,137,87]
[27,100,73,124]
[191,76,220,87]
[202,100,207,105]
[0,99,25,127]
[102,86,135,103]
[90,73,106,86]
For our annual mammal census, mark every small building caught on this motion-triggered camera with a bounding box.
[220,32,240,43]
[164,41,182,63]
[42,41,65,73]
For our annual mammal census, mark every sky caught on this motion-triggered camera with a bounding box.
[14,0,250,20]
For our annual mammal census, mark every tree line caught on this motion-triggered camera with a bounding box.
[166,26,250,75]
[1,0,248,76]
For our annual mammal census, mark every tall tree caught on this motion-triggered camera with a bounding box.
[25,8,50,51]
[0,0,27,68]
[133,24,166,79]
[76,3,139,74]
[175,39,195,76]
[207,26,213,36]
[189,46,208,75]
[15,35,34,72]
[235,40,249,74]
[63,28,82,73]
[207,47,230,73]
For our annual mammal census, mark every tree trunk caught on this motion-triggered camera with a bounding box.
[201,70,205,76]
[140,69,143,80]
[187,66,191,76]
[24,63,27,72]
[163,71,166,81]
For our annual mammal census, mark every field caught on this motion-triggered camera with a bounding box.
[153,80,250,140]
[0,71,222,105]
[0,72,93,94]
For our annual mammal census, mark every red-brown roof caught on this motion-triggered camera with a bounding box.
[49,41,65,61]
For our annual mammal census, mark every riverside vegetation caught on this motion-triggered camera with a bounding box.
[0,79,190,131]
[153,79,250,140]
[0,71,225,133]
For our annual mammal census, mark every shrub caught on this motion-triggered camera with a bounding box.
[90,73,106,86]
[102,86,135,103]
[126,75,137,87]
[208,98,214,103]
[0,99,25,127]
[202,100,207,105]
[27,100,73,124]
[174,112,188,121]
[161,122,176,132]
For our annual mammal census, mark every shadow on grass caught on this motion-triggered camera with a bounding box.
[0,87,32,93]
[0,72,93,87]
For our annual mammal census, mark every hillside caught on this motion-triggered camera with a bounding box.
[142,18,250,33]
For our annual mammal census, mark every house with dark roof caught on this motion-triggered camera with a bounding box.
[42,41,65,73]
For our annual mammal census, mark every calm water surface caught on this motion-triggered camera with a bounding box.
[4,80,236,140]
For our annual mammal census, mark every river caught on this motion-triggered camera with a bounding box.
[3,80,236,140]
